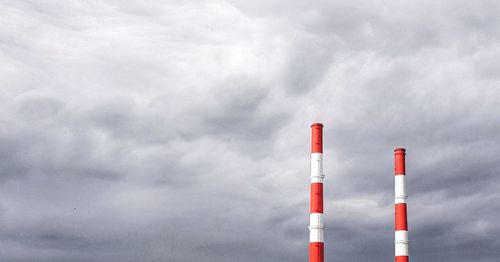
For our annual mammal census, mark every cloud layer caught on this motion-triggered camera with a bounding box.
[1,1,500,261]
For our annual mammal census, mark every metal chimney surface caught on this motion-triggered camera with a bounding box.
[309,123,324,262]
[394,148,409,262]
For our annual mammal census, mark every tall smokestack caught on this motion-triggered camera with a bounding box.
[394,148,409,262]
[309,123,324,262]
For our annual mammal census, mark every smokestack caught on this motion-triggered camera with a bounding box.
[309,123,324,262]
[394,148,409,262]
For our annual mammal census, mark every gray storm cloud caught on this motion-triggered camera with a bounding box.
[1,1,499,261]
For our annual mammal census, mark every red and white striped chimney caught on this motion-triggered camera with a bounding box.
[309,123,324,262]
[394,148,409,262]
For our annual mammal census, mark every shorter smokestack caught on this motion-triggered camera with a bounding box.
[394,148,409,262]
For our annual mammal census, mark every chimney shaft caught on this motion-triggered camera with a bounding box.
[309,123,324,262]
[394,148,409,262]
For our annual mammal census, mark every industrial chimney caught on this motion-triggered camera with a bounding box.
[309,123,324,262]
[394,148,409,262]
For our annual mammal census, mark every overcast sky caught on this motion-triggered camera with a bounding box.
[1,1,500,261]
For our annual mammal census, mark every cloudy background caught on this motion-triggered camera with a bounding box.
[1,1,500,261]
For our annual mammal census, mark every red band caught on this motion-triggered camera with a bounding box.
[394,148,406,175]
[310,183,323,213]
[311,123,323,153]
[395,203,408,230]
[309,242,324,262]
[395,256,409,262]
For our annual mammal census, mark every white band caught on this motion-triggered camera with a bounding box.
[395,230,408,243]
[395,231,409,256]
[309,213,324,242]
[309,213,324,227]
[309,228,324,243]
[310,153,324,183]
[395,242,409,256]
[395,175,407,203]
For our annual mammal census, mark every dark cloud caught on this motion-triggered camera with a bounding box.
[1,0,499,261]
